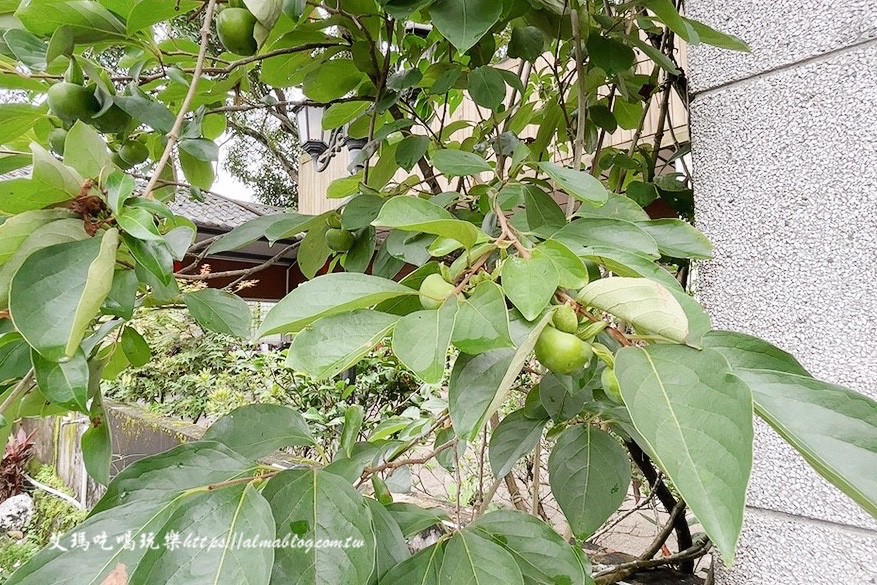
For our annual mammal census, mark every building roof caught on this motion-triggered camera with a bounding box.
[167,192,284,231]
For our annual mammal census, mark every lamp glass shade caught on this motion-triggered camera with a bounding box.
[295,105,329,157]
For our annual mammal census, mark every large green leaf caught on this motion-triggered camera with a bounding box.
[262,469,376,585]
[539,162,609,206]
[378,542,444,585]
[31,143,84,195]
[10,229,119,361]
[452,280,513,354]
[439,530,524,585]
[0,218,88,308]
[287,310,399,380]
[581,247,682,292]
[577,277,689,343]
[576,193,650,223]
[430,148,492,176]
[302,59,367,102]
[548,425,630,539]
[16,0,126,41]
[202,404,314,459]
[0,178,71,214]
[539,366,599,422]
[0,209,75,266]
[615,345,753,563]
[489,409,546,478]
[31,348,88,412]
[392,298,458,384]
[635,219,714,260]
[210,213,308,254]
[372,196,482,249]
[468,510,593,585]
[365,499,410,584]
[129,484,275,585]
[449,313,552,440]
[258,273,415,337]
[0,104,46,145]
[9,442,256,584]
[63,120,112,179]
[553,219,659,258]
[704,331,877,517]
[501,249,559,321]
[429,0,502,52]
[184,289,252,338]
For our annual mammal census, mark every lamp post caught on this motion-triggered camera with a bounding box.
[294,104,363,174]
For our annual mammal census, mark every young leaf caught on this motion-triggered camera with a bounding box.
[203,404,314,459]
[258,273,416,337]
[262,469,376,584]
[548,425,631,539]
[615,345,754,563]
[451,280,513,354]
[116,207,162,241]
[81,395,112,486]
[105,171,135,215]
[183,289,252,338]
[489,409,546,478]
[501,249,559,321]
[287,310,399,380]
[577,277,689,343]
[120,327,151,367]
[429,0,502,52]
[365,499,410,584]
[10,229,119,361]
[392,298,458,384]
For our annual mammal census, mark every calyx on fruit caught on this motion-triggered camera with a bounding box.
[419,273,455,310]
[552,304,579,334]
[217,8,258,56]
[325,228,355,252]
[601,367,623,404]
[534,326,593,375]
[327,214,342,229]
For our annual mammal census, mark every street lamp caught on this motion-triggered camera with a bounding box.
[295,104,364,174]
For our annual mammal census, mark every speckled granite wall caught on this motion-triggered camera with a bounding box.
[687,2,877,582]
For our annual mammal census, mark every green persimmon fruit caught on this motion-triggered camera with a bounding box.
[217,8,258,56]
[535,326,593,375]
[91,104,133,134]
[419,273,455,310]
[47,82,100,121]
[601,367,623,404]
[119,140,149,165]
[552,304,579,334]
[48,128,67,155]
[325,228,355,252]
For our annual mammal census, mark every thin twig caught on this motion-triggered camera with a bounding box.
[0,370,35,417]
[143,0,219,199]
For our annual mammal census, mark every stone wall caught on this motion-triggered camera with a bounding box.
[687,1,877,582]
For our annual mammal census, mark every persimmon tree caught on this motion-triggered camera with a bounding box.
[0,0,875,584]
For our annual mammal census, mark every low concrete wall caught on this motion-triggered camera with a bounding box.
[22,401,205,508]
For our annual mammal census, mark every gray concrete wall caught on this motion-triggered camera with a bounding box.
[687,1,877,582]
